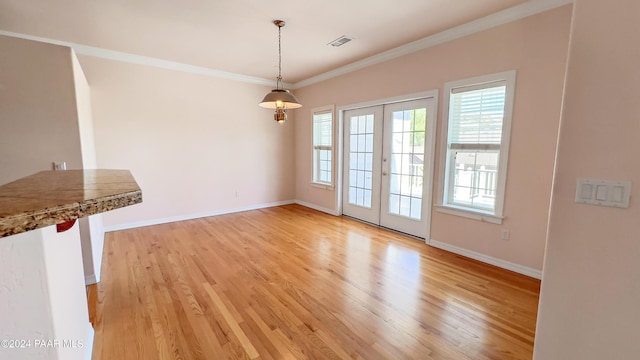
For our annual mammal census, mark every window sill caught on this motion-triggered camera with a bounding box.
[310,182,334,190]
[435,204,503,224]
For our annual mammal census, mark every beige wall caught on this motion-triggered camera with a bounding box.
[534,0,640,358]
[293,6,572,271]
[77,56,296,228]
[0,35,83,184]
[0,35,105,284]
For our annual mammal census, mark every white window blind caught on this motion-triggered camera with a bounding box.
[313,112,332,149]
[448,82,506,150]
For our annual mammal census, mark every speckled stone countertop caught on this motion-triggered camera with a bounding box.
[0,169,142,238]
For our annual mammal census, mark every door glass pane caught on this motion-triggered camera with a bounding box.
[365,115,374,133]
[350,135,358,152]
[390,174,400,194]
[356,170,365,187]
[389,193,400,214]
[400,196,411,217]
[410,198,422,217]
[357,153,365,169]
[364,190,372,208]
[349,186,357,203]
[388,108,427,220]
[350,119,358,135]
[357,134,366,152]
[363,178,372,193]
[365,134,374,152]
[365,153,373,171]
[358,117,367,133]
[392,133,404,152]
[348,115,375,208]
[404,110,413,132]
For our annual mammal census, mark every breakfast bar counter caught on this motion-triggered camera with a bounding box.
[0,169,141,237]
[0,169,142,360]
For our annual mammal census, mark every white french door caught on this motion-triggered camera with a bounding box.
[342,106,384,225]
[342,98,436,238]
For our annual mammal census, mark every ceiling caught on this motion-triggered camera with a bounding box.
[0,0,542,85]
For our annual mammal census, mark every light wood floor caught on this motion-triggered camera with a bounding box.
[90,204,540,360]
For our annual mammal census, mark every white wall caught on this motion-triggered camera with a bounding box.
[534,0,640,358]
[0,224,91,360]
[77,55,296,229]
[43,223,93,360]
[0,228,58,359]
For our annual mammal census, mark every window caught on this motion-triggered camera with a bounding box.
[439,71,515,222]
[312,106,334,185]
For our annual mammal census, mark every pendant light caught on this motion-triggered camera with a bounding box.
[259,20,302,123]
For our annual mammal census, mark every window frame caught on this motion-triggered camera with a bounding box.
[437,70,516,224]
[311,105,335,187]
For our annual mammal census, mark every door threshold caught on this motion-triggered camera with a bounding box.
[341,215,425,241]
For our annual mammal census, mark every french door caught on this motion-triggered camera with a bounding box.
[342,98,436,238]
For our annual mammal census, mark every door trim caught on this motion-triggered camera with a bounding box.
[336,90,439,241]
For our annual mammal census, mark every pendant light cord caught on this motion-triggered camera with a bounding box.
[258,19,302,117]
[277,23,283,89]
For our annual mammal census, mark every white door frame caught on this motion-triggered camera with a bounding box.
[336,90,439,241]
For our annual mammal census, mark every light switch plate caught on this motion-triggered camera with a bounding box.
[576,178,631,208]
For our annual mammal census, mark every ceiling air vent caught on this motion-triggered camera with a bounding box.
[328,36,353,47]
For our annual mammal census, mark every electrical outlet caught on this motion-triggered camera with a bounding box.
[501,229,510,240]
[235,191,239,198]
[53,161,66,171]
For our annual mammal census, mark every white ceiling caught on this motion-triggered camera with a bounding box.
[1,0,563,85]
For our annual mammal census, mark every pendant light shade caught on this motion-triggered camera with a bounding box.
[259,89,302,109]
[259,20,301,123]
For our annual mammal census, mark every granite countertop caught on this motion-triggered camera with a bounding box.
[0,169,142,238]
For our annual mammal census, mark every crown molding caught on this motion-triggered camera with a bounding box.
[0,0,571,89]
[0,30,277,87]
[291,0,573,89]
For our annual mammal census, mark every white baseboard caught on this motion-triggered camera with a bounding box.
[103,200,295,232]
[428,239,542,279]
[294,200,340,216]
[84,322,94,360]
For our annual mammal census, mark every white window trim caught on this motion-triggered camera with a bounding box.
[437,70,516,223]
[311,105,335,188]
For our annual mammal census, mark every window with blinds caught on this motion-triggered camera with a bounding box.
[312,107,334,185]
[439,71,515,220]
[449,84,506,149]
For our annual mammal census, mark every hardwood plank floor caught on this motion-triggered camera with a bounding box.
[91,204,540,360]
